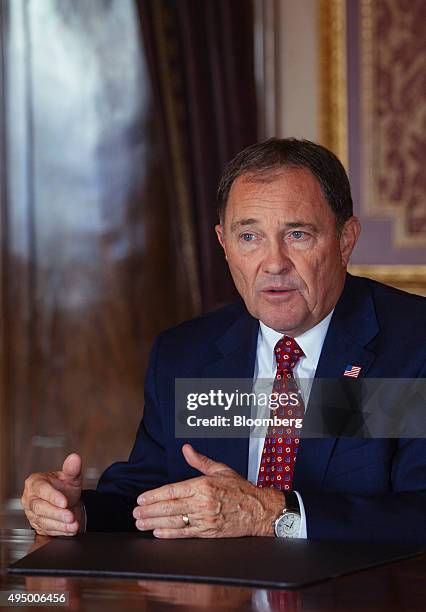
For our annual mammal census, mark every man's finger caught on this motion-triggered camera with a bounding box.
[36,530,76,537]
[137,479,196,506]
[31,478,68,508]
[28,498,76,524]
[27,511,79,536]
[135,514,189,531]
[30,527,77,537]
[133,498,190,519]
[61,453,82,483]
[181,444,230,476]
[153,527,199,539]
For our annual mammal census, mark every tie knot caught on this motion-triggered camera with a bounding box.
[274,335,304,372]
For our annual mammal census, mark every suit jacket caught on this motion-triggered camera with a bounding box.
[82,274,426,544]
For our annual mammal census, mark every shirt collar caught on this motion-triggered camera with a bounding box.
[259,310,334,368]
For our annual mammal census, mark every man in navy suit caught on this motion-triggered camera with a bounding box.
[22,139,426,544]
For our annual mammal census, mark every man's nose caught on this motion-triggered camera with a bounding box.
[261,242,293,275]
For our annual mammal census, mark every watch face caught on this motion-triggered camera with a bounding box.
[275,512,301,538]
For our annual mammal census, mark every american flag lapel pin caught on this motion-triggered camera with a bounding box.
[343,364,362,378]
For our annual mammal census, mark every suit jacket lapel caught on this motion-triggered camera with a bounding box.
[294,274,379,491]
[201,306,259,478]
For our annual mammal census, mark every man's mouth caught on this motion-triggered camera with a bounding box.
[261,288,297,296]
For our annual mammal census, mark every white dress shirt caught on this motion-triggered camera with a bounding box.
[247,310,334,538]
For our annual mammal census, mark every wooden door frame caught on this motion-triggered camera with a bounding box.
[0,0,11,509]
[0,0,7,506]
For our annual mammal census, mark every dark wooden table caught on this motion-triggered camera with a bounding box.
[0,529,424,611]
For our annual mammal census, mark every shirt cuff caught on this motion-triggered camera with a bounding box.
[294,491,307,538]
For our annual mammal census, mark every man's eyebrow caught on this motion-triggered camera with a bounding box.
[284,221,318,231]
[230,219,318,232]
[230,219,259,232]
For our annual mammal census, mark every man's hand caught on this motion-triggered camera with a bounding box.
[133,444,283,538]
[21,453,84,536]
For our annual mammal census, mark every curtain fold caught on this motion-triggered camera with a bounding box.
[137,0,257,313]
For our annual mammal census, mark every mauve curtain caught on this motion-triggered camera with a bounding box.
[136,0,257,313]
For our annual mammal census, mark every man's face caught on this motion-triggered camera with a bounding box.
[215,168,360,335]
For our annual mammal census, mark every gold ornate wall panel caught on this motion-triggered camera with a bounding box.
[319,0,349,170]
[320,0,425,295]
[361,0,426,248]
[349,265,426,297]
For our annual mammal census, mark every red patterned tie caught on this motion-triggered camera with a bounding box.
[257,336,305,491]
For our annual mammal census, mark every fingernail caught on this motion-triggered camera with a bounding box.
[57,498,66,508]
[137,496,146,505]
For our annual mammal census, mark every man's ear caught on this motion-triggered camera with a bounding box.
[339,216,361,267]
[215,224,227,260]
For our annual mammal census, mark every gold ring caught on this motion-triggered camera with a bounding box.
[182,514,190,527]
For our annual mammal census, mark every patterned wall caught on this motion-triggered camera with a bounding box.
[360,0,426,249]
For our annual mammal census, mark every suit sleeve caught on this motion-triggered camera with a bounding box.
[81,336,169,532]
[302,438,426,545]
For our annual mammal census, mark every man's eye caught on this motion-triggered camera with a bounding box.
[290,230,305,240]
[241,233,256,242]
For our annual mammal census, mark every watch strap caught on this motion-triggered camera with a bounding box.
[284,490,300,514]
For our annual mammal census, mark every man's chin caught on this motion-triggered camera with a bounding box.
[255,311,307,335]
[261,320,300,334]
[251,296,308,335]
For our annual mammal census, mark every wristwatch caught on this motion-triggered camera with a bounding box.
[274,491,301,538]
